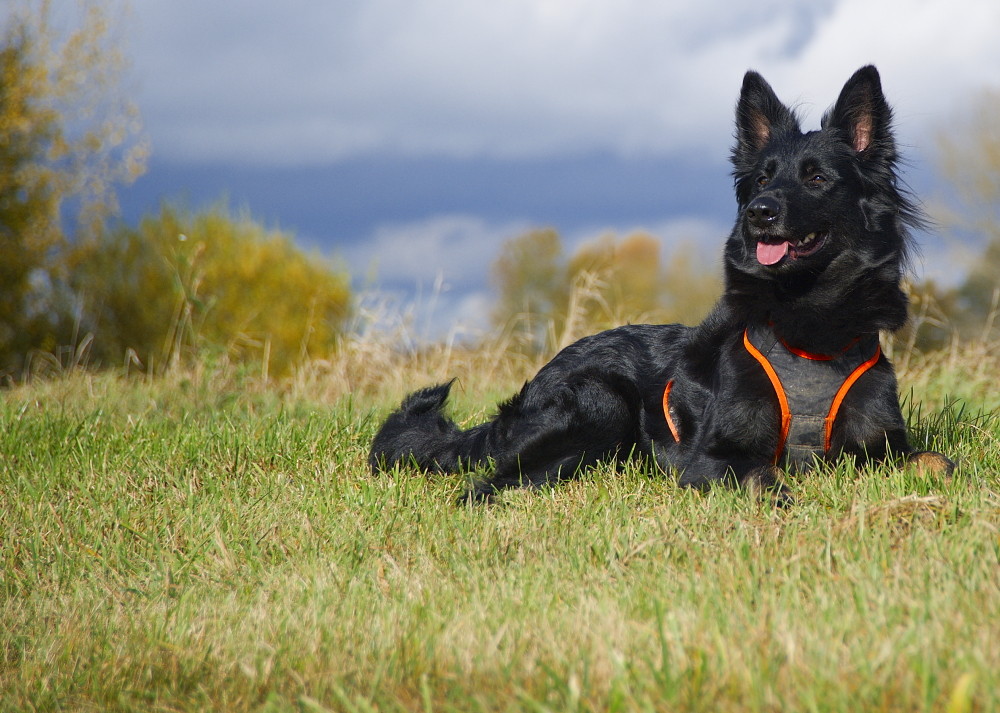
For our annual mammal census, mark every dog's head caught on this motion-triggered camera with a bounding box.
[725,66,920,282]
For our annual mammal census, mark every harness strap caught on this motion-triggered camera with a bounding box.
[743,330,792,464]
[662,379,681,443]
[823,344,882,451]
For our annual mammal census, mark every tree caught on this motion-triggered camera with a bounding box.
[929,88,1000,344]
[491,229,721,353]
[0,0,147,377]
[491,229,565,347]
[0,28,59,363]
[567,233,662,328]
[69,204,353,376]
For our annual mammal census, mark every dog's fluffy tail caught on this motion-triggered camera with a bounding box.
[369,380,491,474]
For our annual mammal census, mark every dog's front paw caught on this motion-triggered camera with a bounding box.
[739,465,794,507]
[457,482,497,506]
[905,451,957,479]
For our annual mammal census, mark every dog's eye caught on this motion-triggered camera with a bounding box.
[806,174,827,186]
[756,175,770,188]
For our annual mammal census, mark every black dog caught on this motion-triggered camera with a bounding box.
[370,66,955,502]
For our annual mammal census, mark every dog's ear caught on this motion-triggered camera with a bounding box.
[734,71,798,157]
[824,65,893,155]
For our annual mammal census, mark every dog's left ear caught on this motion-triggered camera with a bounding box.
[824,65,893,155]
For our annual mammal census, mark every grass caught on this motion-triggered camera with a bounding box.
[1,340,999,712]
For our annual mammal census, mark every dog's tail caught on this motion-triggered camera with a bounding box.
[368,380,492,474]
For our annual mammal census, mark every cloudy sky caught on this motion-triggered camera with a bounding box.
[108,0,1000,337]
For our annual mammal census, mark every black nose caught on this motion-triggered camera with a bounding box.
[746,196,781,228]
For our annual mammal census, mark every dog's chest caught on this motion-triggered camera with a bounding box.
[743,324,881,467]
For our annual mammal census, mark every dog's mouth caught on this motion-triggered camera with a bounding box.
[755,231,828,266]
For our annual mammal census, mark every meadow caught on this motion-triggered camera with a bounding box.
[1,334,998,712]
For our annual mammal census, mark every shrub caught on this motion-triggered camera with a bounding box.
[492,229,721,353]
[69,203,351,376]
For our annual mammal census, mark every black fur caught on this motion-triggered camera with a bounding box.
[370,66,955,502]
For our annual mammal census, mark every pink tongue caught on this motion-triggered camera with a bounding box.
[756,241,790,266]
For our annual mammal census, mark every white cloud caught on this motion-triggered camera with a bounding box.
[752,0,1000,142]
[340,213,518,340]
[129,0,1000,165]
[341,214,530,290]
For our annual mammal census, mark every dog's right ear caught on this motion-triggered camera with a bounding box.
[733,71,799,158]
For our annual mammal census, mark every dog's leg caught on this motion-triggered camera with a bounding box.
[678,454,792,505]
[461,374,638,503]
[737,465,794,506]
[463,450,600,503]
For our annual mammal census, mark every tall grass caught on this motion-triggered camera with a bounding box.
[1,304,998,712]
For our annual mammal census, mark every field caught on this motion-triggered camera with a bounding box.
[2,338,999,712]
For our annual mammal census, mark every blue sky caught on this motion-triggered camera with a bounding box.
[107,0,1000,337]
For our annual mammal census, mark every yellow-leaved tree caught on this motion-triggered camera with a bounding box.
[0,0,147,378]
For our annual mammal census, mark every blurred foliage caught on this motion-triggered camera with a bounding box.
[911,88,1000,350]
[69,204,353,376]
[0,0,147,377]
[492,229,721,353]
[491,229,565,346]
[0,27,60,364]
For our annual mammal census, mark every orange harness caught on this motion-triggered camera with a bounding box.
[662,325,881,467]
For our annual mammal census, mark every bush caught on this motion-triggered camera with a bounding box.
[492,230,721,353]
[69,204,351,376]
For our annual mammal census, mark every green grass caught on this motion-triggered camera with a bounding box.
[1,364,998,712]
